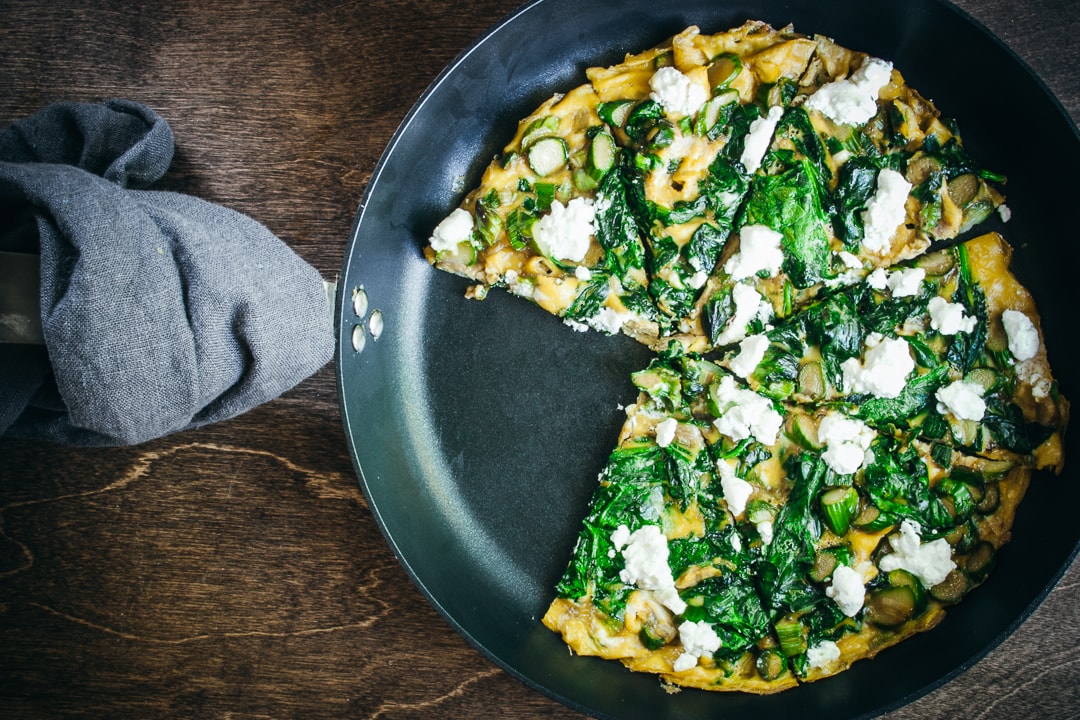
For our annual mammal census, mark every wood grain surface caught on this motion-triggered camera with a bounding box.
[1,1,1077,717]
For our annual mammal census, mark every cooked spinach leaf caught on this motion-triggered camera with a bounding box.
[668,508,741,579]
[554,441,667,607]
[758,453,830,613]
[944,245,989,374]
[662,195,708,226]
[981,396,1055,455]
[653,280,695,320]
[594,166,646,277]
[861,292,931,338]
[799,292,865,386]
[804,594,856,645]
[740,159,831,288]
[700,153,750,225]
[632,361,685,414]
[756,78,800,110]
[684,222,729,274]
[564,274,610,323]
[832,156,879,246]
[623,100,665,144]
[617,159,655,237]
[857,364,950,428]
[701,286,736,347]
[749,345,800,399]
[720,103,759,168]
[644,231,698,318]
[922,132,1004,183]
[772,106,830,182]
[663,439,710,508]
[620,285,661,323]
[681,574,772,661]
[645,234,679,276]
[862,439,953,534]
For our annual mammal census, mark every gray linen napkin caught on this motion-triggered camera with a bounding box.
[0,99,334,445]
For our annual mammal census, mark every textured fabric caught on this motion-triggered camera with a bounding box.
[0,99,333,445]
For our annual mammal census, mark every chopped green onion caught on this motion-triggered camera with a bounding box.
[520,115,559,149]
[695,89,739,137]
[707,53,742,89]
[820,486,859,536]
[774,616,807,657]
[587,130,617,180]
[533,182,556,211]
[526,137,568,177]
[597,100,634,129]
[505,209,535,250]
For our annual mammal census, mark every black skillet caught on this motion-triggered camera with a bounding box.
[336,1,1080,717]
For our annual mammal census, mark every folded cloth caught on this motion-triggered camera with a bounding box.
[0,99,334,445]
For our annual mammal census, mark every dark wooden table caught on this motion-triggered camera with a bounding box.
[1,1,1077,717]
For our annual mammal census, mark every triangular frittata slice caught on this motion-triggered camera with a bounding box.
[542,351,797,693]
[682,33,1006,352]
[546,344,1048,688]
[426,22,1006,351]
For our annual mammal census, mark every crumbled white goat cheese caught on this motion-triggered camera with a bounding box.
[429,207,474,252]
[838,250,862,270]
[928,296,977,336]
[804,57,893,126]
[616,524,686,614]
[878,519,956,587]
[1002,309,1039,361]
[711,375,783,445]
[725,224,785,281]
[887,267,925,297]
[840,335,915,399]
[714,283,769,346]
[826,564,866,617]
[649,66,708,117]
[935,379,986,421]
[867,267,888,290]
[716,458,753,517]
[532,197,596,262]
[756,520,774,545]
[674,619,722,672]
[861,168,912,253]
[807,640,842,669]
[729,334,770,379]
[739,105,785,174]
[867,266,925,297]
[655,417,678,448]
[818,412,877,475]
